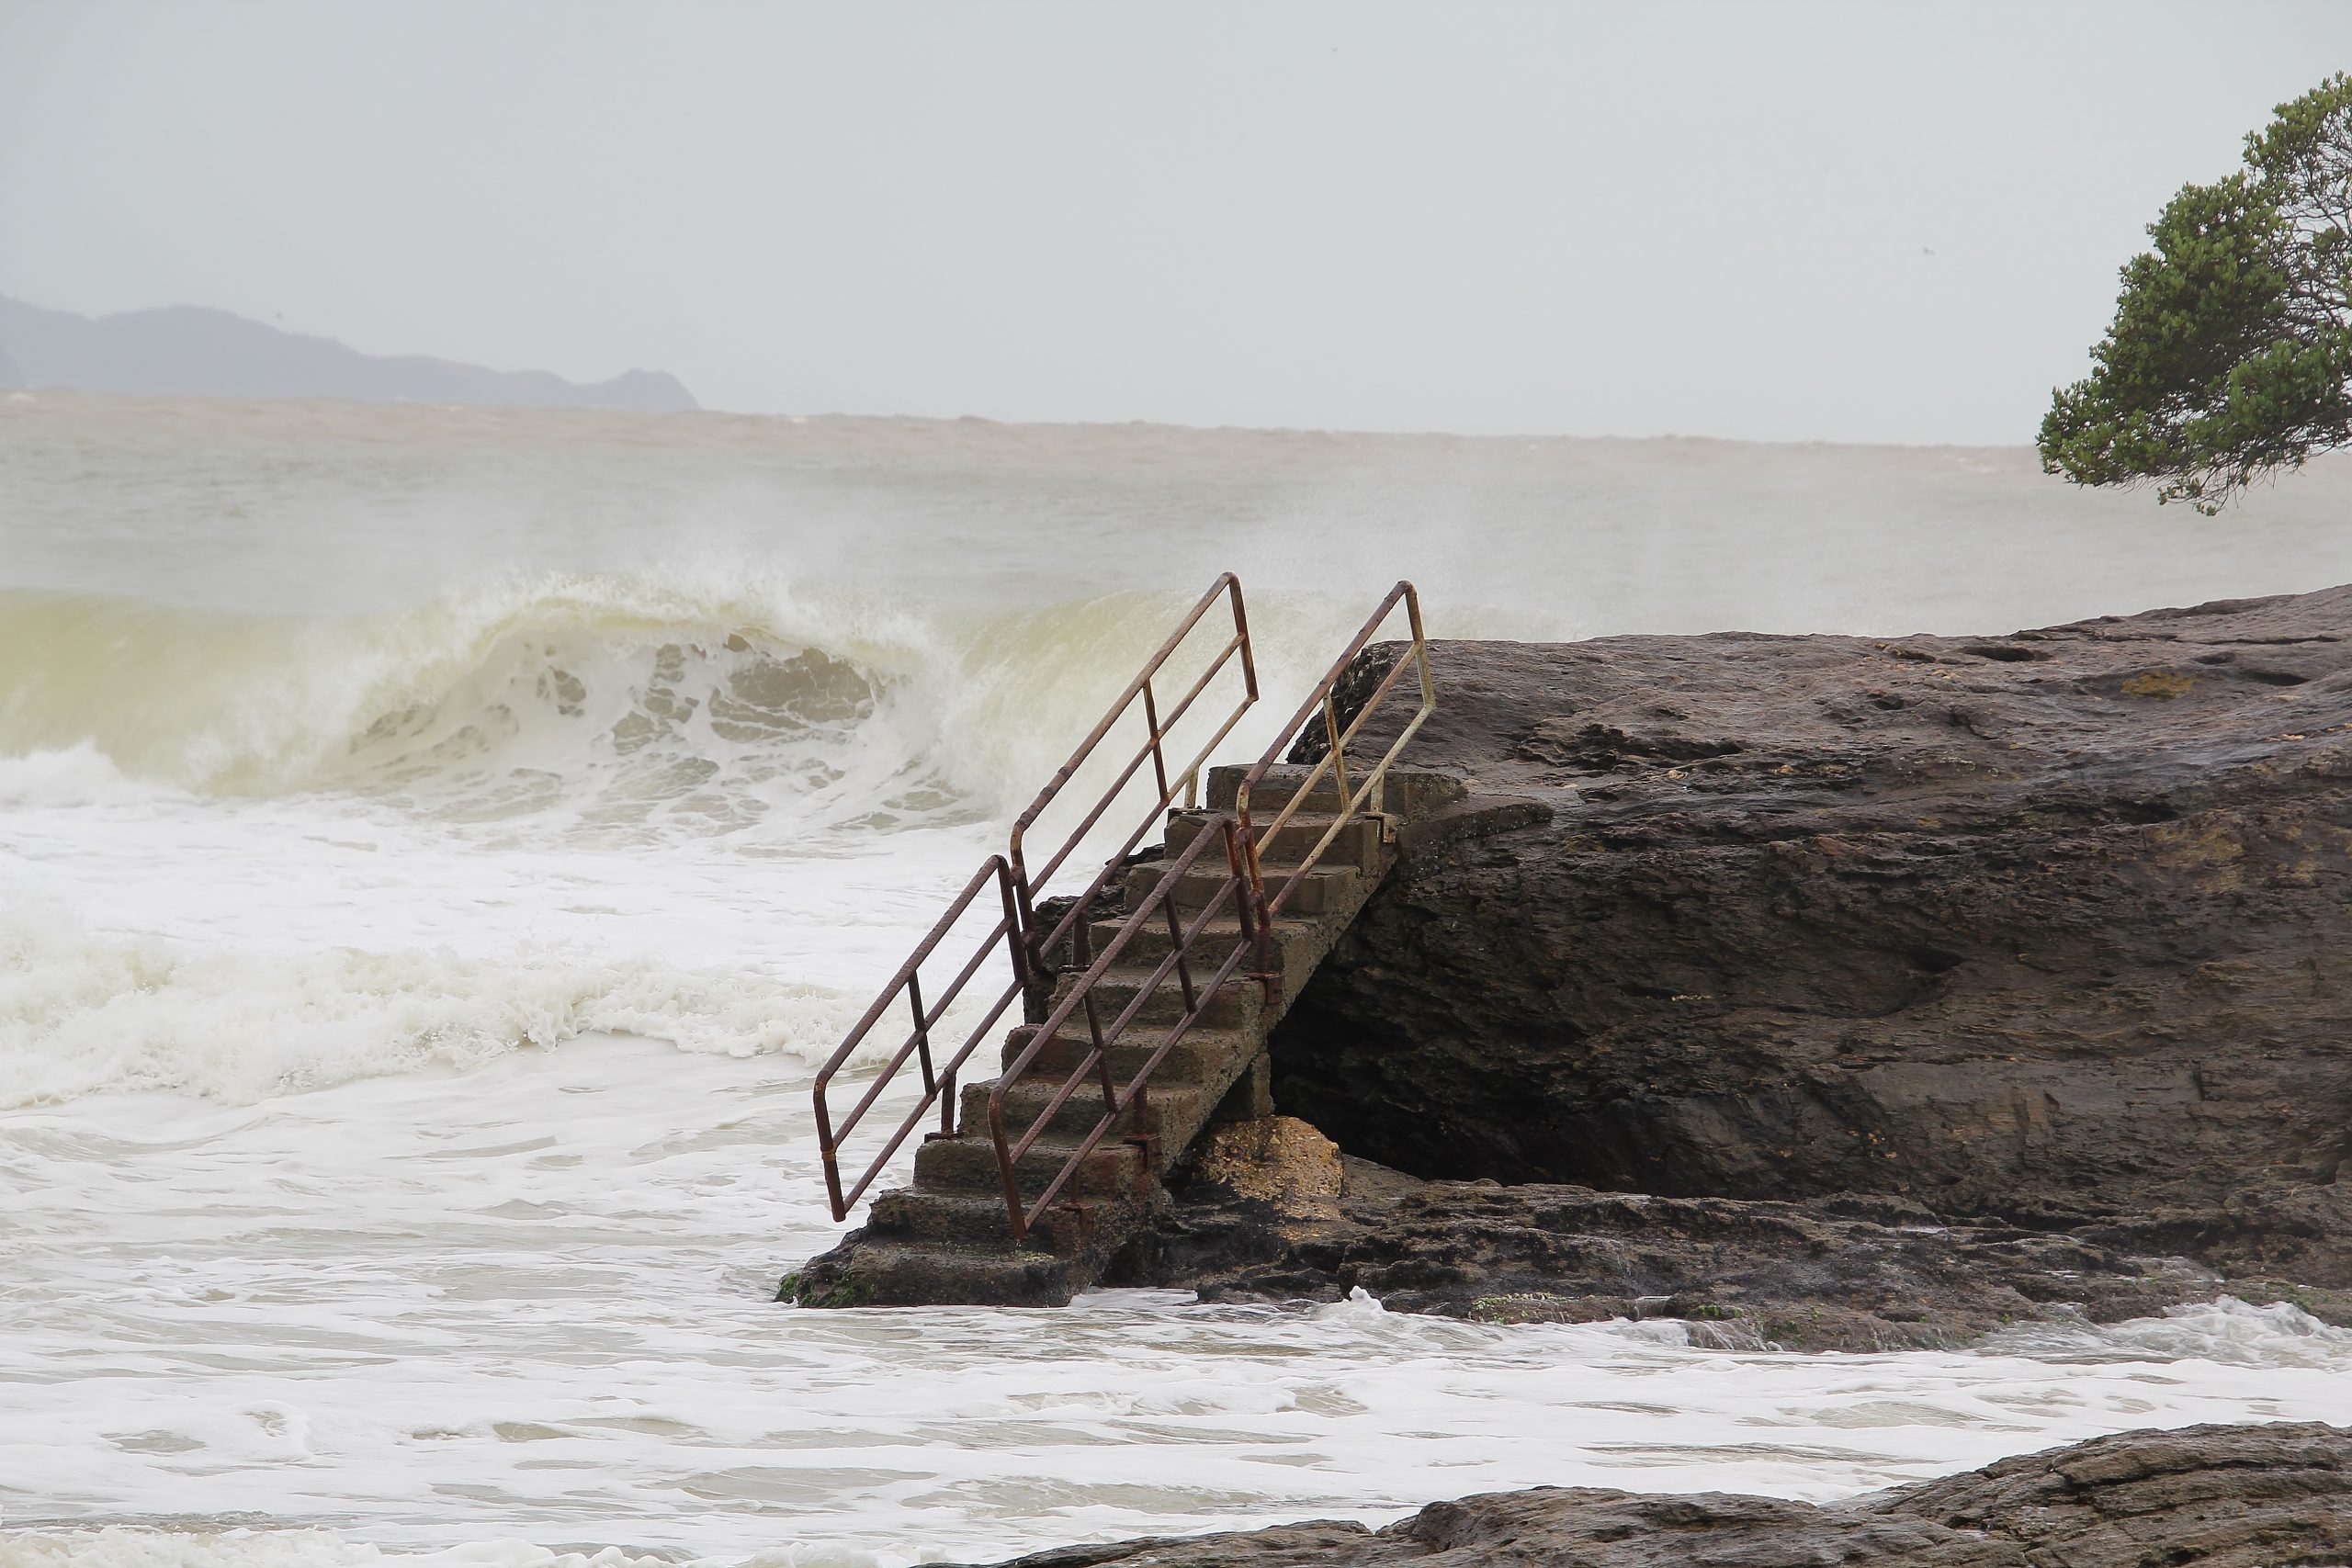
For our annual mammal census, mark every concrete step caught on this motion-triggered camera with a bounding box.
[1255,862,1363,916]
[1090,914,1255,971]
[1121,858,1362,917]
[1001,1020,1256,1081]
[1165,809,1385,869]
[1206,761,1468,818]
[960,1074,1209,1145]
[911,1127,1148,1196]
[797,1236,1078,1308]
[1045,969,1266,1030]
[866,1188,1061,1248]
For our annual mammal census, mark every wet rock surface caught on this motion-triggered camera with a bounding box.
[965,1422,2352,1567]
[1119,1119,2352,1350]
[1270,587,2352,1235]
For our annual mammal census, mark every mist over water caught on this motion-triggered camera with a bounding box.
[8,391,2352,1566]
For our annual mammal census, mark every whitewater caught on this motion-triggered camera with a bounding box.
[8,389,2352,1568]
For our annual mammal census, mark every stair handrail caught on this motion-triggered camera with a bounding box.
[988,812,1262,1237]
[1007,573,1257,974]
[810,855,1030,1222]
[1234,581,1434,931]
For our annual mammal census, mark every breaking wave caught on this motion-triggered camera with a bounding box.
[1981,1295,2352,1369]
[0,572,1284,848]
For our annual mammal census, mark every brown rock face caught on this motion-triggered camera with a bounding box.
[967,1423,2352,1568]
[1270,588,2352,1243]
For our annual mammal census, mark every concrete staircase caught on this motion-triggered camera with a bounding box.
[786,761,1465,1307]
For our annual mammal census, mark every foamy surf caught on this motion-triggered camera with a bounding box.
[0,898,865,1107]
[7,1019,2349,1565]
[0,1532,689,1568]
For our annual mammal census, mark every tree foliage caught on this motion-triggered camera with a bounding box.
[2040,73,2352,513]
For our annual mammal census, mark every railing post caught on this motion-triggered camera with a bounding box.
[1223,818,1261,953]
[1008,831,1041,979]
[909,971,933,1100]
[1322,692,1351,811]
[1142,676,1170,810]
[990,1093,1029,1242]
[816,1098,845,1221]
[1163,876,1197,1016]
[1230,576,1258,700]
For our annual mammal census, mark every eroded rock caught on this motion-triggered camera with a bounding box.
[1271,587,2352,1234]
[963,1422,2352,1567]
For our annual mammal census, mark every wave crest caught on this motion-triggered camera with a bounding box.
[0,571,1317,853]
[0,576,978,842]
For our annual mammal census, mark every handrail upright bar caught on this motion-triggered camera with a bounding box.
[1142,678,1170,809]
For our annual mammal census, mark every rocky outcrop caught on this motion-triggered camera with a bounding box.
[1120,1117,2351,1350]
[1270,587,2352,1242]
[966,1422,2352,1567]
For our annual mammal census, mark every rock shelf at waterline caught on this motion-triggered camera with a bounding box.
[958,1422,2352,1568]
[1133,1120,2347,1350]
[1073,584,2352,1337]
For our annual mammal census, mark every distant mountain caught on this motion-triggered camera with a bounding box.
[0,295,698,413]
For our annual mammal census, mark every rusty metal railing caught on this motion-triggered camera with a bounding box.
[1008,573,1256,980]
[1234,581,1432,930]
[810,856,1029,1222]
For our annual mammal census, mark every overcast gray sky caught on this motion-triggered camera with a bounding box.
[2,1,2345,442]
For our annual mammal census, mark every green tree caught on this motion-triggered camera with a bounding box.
[2040,73,2352,513]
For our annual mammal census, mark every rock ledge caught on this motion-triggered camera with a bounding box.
[963,1422,2352,1567]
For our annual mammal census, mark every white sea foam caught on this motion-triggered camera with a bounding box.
[0,898,863,1107]
[1984,1295,2352,1368]
[0,1532,689,1568]
[0,745,164,808]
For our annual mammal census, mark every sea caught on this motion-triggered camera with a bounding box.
[6,389,2352,1568]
